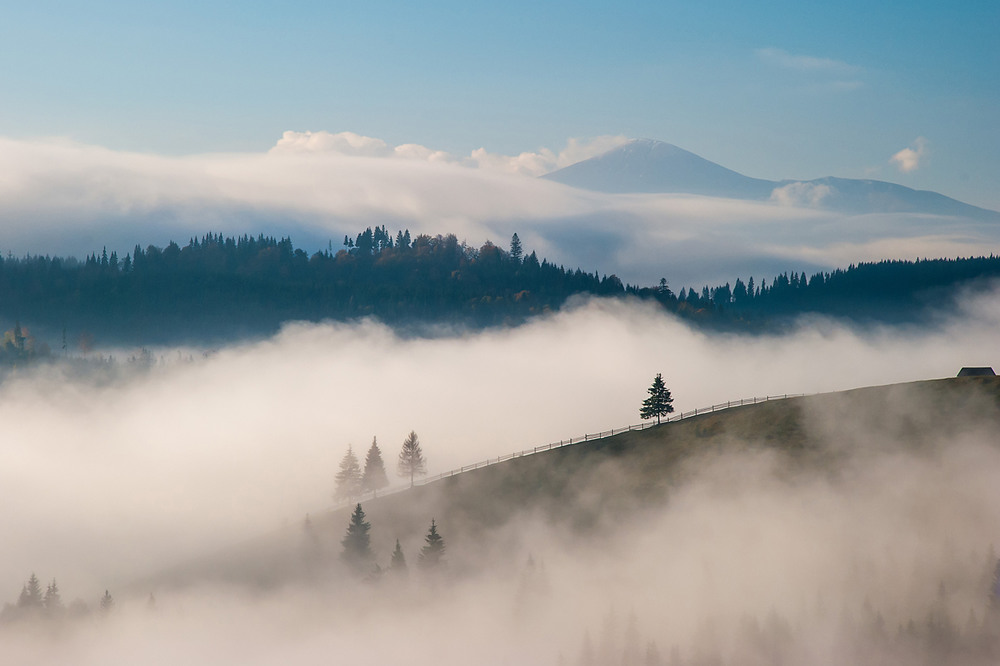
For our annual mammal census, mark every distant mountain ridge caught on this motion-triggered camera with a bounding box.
[543,139,1000,221]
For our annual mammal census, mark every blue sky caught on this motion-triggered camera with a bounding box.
[1,0,998,210]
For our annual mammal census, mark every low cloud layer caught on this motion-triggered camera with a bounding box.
[2,292,1000,664]
[0,134,996,288]
[2,290,999,600]
[270,130,629,177]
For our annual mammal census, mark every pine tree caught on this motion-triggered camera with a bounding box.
[397,431,427,488]
[418,519,445,568]
[341,503,374,573]
[510,233,523,264]
[361,437,390,496]
[390,539,407,576]
[43,579,63,613]
[301,513,322,568]
[18,573,43,610]
[334,445,362,501]
[639,373,674,425]
[100,590,114,614]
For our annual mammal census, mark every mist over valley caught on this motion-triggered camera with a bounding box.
[2,290,1000,664]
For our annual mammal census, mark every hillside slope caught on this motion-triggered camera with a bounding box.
[136,375,1000,590]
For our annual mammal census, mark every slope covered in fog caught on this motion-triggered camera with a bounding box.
[146,375,1000,590]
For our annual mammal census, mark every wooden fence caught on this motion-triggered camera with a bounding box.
[330,393,804,510]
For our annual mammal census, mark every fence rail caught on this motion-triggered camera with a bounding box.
[329,393,804,511]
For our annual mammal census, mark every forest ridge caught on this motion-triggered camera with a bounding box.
[1,227,999,353]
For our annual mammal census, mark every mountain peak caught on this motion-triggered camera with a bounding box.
[543,139,1000,220]
[543,139,776,198]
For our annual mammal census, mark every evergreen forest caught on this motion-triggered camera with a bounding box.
[1,226,999,358]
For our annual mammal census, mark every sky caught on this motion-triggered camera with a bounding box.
[0,0,998,212]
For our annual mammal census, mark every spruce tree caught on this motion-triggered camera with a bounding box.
[509,233,523,264]
[100,590,114,614]
[334,445,362,501]
[639,373,674,425]
[18,573,43,610]
[397,431,427,488]
[341,503,374,574]
[361,437,390,496]
[418,519,445,569]
[390,539,408,576]
[44,579,63,613]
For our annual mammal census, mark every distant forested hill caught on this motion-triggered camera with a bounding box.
[0,229,654,347]
[1,228,998,354]
[684,256,1000,324]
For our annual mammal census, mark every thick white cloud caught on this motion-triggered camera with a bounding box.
[269,130,629,176]
[890,136,928,173]
[271,130,393,157]
[0,134,995,288]
[271,130,454,162]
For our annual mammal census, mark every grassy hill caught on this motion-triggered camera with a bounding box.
[136,375,1000,591]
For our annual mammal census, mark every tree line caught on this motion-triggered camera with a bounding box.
[0,573,117,625]
[0,229,643,346]
[679,255,1000,325]
[337,503,445,579]
[3,231,997,352]
[334,431,427,503]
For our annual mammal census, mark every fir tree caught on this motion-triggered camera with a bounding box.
[418,519,445,569]
[100,590,114,614]
[43,579,63,613]
[397,431,427,488]
[509,233,523,264]
[334,445,362,501]
[361,437,390,496]
[341,503,374,573]
[639,373,674,425]
[18,573,43,610]
[301,513,322,568]
[390,539,407,576]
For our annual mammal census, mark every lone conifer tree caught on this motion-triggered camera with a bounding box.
[334,445,362,501]
[341,503,374,573]
[418,519,445,569]
[397,431,427,488]
[100,590,114,614]
[639,373,674,424]
[361,437,390,497]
